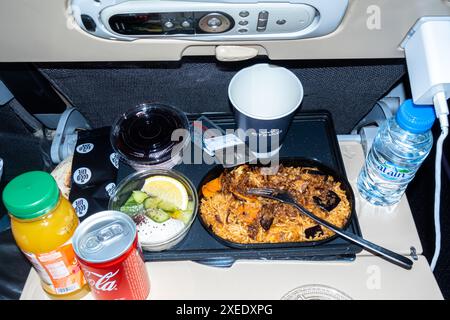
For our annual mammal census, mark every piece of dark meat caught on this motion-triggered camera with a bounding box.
[225,209,231,224]
[259,204,276,231]
[247,221,259,240]
[221,169,233,193]
[313,190,341,212]
[305,225,324,239]
[235,174,250,195]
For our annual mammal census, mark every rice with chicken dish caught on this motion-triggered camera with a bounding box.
[200,165,351,244]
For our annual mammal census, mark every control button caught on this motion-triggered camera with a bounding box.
[276,19,287,25]
[181,20,191,28]
[238,20,248,26]
[81,14,96,32]
[207,17,222,27]
[257,19,268,28]
[257,16,268,32]
[164,21,174,28]
[239,11,250,18]
[238,29,248,33]
[198,13,232,33]
[257,10,269,32]
[258,11,269,20]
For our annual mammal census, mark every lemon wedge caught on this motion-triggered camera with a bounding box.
[141,176,189,211]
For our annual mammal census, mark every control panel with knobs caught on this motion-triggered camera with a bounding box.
[70,0,349,41]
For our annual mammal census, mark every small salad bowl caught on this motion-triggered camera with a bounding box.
[109,169,198,252]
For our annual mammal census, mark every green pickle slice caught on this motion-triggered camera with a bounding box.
[132,191,148,204]
[146,208,171,223]
[121,188,194,224]
[157,200,178,212]
[171,201,194,224]
[144,197,161,209]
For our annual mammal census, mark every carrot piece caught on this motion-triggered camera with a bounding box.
[202,177,222,198]
[205,177,222,192]
[235,202,261,224]
[244,203,260,219]
[234,204,245,215]
[201,185,215,198]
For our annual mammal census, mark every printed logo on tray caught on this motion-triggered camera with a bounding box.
[76,143,94,154]
[105,183,116,198]
[73,167,92,185]
[110,153,120,169]
[72,198,89,217]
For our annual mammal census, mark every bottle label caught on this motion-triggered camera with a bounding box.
[376,159,413,181]
[23,240,86,295]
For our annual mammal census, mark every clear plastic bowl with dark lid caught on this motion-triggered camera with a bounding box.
[111,103,190,170]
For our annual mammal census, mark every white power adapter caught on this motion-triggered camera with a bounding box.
[402,17,450,271]
[402,18,450,105]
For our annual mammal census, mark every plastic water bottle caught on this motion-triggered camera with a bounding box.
[357,99,435,206]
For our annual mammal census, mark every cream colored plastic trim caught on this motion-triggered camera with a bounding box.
[20,257,443,299]
[0,0,449,62]
[215,45,259,61]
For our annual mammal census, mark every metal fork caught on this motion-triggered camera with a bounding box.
[247,188,413,270]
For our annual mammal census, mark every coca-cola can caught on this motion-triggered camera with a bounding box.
[73,211,150,300]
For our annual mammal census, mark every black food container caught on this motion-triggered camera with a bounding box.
[198,158,356,249]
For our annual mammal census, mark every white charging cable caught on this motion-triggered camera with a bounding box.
[431,91,449,271]
[402,17,450,271]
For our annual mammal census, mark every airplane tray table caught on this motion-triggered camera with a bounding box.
[20,138,442,300]
[118,111,363,267]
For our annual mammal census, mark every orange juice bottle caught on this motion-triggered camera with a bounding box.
[2,171,89,299]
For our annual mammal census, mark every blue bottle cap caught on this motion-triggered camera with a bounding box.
[396,99,436,133]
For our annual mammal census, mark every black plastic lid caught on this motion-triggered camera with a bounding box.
[111,103,189,166]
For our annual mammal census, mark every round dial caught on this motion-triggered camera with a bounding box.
[198,13,232,33]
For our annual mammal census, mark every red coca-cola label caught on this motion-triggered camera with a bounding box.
[79,238,150,300]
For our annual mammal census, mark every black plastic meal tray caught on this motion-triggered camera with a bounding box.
[117,111,363,267]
